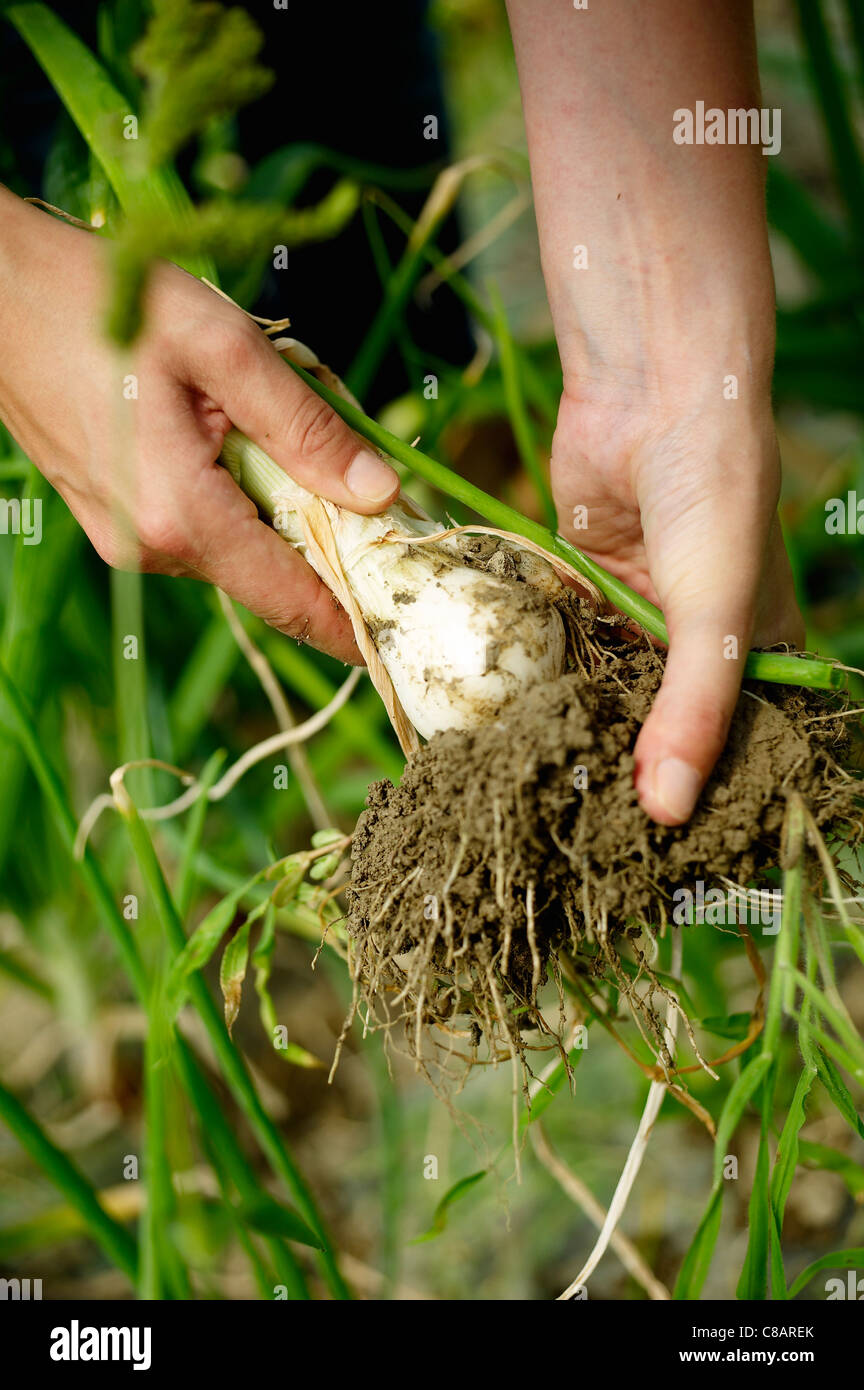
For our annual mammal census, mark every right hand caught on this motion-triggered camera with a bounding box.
[0,186,399,663]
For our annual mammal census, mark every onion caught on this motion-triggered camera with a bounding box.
[220,429,567,745]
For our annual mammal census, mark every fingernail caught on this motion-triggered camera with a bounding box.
[345,450,397,503]
[650,757,702,824]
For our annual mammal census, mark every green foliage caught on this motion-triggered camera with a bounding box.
[412,1171,488,1243]
[0,0,862,1304]
[132,0,273,169]
[107,180,359,343]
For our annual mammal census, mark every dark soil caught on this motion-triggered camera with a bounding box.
[346,625,861,1077]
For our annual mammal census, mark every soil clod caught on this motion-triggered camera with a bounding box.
[346,629,860,1084]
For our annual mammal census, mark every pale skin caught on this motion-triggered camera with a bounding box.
[0,0,802,824]
[0,184,400,665]
[506,0,803,824]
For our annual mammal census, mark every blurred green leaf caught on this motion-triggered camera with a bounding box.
[132,0,272,168]
[412,1171,487,1243]
[6,1,213,274]
[737,1132,771,1300]
[236,1195,323,1251]
[673,1185,723,1301]
[798,1139,864,1198]
[769,1064,817,1298]
[788,1248,864,1299]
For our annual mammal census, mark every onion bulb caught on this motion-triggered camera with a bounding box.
[220,428,566,747]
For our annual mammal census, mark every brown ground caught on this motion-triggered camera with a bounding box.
[346,625,860,1078]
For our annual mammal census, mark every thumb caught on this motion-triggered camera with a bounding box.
[192,319,399,512]
[633,596,754,827]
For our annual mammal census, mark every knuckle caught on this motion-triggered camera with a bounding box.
[137,505,193,563]
[289,393,343,463]
[198,317,261,376]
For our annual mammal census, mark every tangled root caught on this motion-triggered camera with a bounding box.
[343,624,862,1092]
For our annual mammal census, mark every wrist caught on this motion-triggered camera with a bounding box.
[556,261,776,419]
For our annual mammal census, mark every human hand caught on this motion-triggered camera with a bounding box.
[552,382,803,826]
[0,187,399,663]
[506,0,804,824]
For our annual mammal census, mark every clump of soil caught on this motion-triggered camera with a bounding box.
[346,626,860,1083]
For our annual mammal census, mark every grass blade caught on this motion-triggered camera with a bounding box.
[114,788,348,1293]
[487,281,556,528]
[411,1171,488,1243]
[793,0,864,242]
[788,1248,864,1299]
[0,1077,137,1282]
[769,1064,817,1298]
[674,1051,774,1299]
[673,1185,723,1300]
[0,469,81,877]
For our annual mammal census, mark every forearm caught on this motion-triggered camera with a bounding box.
[505,0,775,408]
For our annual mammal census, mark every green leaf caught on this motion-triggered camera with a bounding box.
[713,1053,774,1185]
[698,1013,754,1042]
[737,1131,771,1300]
[307,827,344,882]
[5,2,212,276]
[236,1195,323,1251]
[788,1248,864,1300]
[768,1065,817,1299]
[798,1140,864,1199]
[411,1171,487,1244]
[673,1185,723,1300]
[308,855,340,883]
[675,1052,775,1299]
[790,968,864,1076]
[771,1066,816,1228]
[311,828,343,849]
[253,900,278,1032]
[793,0,864,243]
[766,163,855,284]
[270,855,309,903]
[252,903,321,1069]
[814,1047,864,1139]
[166,872,263,1016]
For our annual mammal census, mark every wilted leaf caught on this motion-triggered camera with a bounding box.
[220,918,251,1037]
[166,871,263,1017]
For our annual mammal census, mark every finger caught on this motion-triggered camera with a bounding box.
[633,603,751,826]
[183,317,399,512]
[633,460,780,825]
[141,463,362,664]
